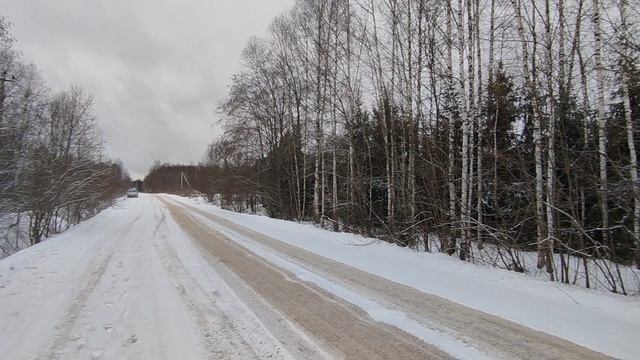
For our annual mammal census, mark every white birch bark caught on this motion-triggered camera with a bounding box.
[544,0,557,278]
[458,0,471,259]
[592,0,610,246]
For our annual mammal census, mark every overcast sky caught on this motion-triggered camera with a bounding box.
[0,0,293,179]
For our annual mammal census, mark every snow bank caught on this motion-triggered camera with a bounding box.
[167,194,640,360]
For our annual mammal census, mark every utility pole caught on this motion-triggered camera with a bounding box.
[0,69,16,126]
[180,171,192,195]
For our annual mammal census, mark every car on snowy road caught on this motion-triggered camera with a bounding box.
[127,187,139,198]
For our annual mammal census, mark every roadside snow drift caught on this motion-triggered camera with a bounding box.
[1,194,638,360]
[165,194,640,360]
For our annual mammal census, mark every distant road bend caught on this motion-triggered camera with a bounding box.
[0,194,613,360]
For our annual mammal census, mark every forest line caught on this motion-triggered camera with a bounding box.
[0,18,131,257]
[144,0,640,294]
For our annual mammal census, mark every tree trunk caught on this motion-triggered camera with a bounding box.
[475,0,484,247]
[592,0,610,249]
[446,1,457,255]
[511,0,547,267]
[544,0,557,279]
[458,0,471,260]
[618,0,640,267]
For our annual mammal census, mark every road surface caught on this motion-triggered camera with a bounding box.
[0,194,614,360]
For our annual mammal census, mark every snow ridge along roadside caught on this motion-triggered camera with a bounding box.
[2,194,636,359]
[163,194,638,360]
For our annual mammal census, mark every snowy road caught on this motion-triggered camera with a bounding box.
[0,194,630,359]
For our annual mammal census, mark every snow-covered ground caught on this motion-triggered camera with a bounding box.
[1,194,638,359]
[418,235,640,294]
[166,194,640,359]
[0,197,291,360]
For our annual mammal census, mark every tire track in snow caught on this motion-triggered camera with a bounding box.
[40,215,141,360]
[160,197,451,360]
[150,198,296,360]
[163,195,613,360]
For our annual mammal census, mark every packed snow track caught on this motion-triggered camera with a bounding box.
[0,194,633,359]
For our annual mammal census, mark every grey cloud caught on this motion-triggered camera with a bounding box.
[0,0,293,178]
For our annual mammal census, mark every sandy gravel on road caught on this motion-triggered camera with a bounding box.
[162,198,452,360]
[163,196,613,360]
